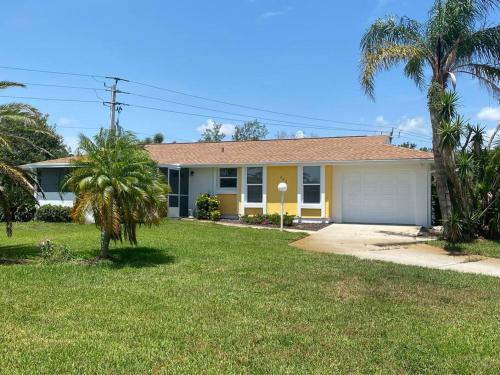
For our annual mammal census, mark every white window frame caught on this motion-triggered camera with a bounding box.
[298,165,325,217]
[241,166,267,212]
[216,167,238,194]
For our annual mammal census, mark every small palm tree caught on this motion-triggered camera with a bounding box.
[360,0,499,221]
[0,81,44,236]
[63,129,169,258]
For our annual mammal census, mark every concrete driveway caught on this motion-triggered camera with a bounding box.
[291,224,500,278]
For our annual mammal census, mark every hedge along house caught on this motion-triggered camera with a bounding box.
[23,135,434,226]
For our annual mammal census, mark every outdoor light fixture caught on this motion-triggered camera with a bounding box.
[277,182,288,231]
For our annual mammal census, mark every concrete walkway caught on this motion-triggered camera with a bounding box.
[291,224,500,278]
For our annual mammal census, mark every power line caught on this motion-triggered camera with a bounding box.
[12,82,406,134]
[127,79,432,139]
[0,65,432,141]
[17,82,106,91]
[1,66,431,138]
[8,83,432,140]
[127,103,383,134]
[0,93,431,140]
[0,95,101,104]
[0,65,108,79]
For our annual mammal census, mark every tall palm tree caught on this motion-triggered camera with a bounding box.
[360,0,499,221]
[63,129,169,258]
[0,81,43,236]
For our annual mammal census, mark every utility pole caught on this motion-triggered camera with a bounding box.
[109,82,117,131]
[389,127,394,144]
[104,76,129,131]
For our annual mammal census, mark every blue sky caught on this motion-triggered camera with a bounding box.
[1,0,498,151]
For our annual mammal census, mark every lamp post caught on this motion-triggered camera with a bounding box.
[277,182,288,231]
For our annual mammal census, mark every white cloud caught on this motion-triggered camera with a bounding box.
[294,130,305,139]
[257,7,292,23]
[375,115,387,126]
[476,107,500,122]
[375,115,431,136]
[57,117,78,126]
[397,116,430,135]
[197,119,235,136]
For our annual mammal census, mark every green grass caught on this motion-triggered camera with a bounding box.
[0,220,499,374]
[431,239,500,259]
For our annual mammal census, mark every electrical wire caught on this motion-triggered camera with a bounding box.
[0,65,433,142]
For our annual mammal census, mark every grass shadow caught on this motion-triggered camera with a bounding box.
[108,247,176,268]
[0,243,39,262]
[441,242,472,257]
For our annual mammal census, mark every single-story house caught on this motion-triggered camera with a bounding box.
[23,135,434,226]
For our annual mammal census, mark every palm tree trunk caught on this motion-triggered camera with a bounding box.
[100,228,111,258]
[428,83,453,222]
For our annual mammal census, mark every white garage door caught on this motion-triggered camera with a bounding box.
[342,170,416,225]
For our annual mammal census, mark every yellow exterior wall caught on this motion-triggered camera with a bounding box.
[245,207,263,216]
[266,166,298,216]
[217,194,238,215]
[325,165,333,219]
[301,208,322,218]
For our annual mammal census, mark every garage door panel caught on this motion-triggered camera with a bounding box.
[342,169,416,225]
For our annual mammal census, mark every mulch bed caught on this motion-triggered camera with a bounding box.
[219,219,330,232]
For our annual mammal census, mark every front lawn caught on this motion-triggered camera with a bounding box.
[0,220,499,374]
[431,239,500,259]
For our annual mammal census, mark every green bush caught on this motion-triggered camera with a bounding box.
[210,210,221,221]
[241,213,294,227]
[36,205,72,223]
[0,190,37,223]
[39,239,74,263]
[196,193,221,221]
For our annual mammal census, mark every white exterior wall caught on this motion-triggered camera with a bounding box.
[188,167,215,214]
[37,193,75,207]
[332,162,431,227]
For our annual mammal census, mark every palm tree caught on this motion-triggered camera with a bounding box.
[360,0,499,222]
[0,81,43,236]
[63,129,169,258]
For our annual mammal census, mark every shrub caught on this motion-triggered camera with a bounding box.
[39,240,74,263]
[210,210,221,221]
[0,200,37,222]
[36,205,72,223]
[196,193,220,221]
[241,213,294,227]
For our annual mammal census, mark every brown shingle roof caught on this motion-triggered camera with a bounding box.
[32,136,433,166]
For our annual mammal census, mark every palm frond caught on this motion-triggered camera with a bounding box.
[454,63,500,96]
[0,81,25,90]
[361,44,427,98]
[361,16,423,52]
[457,25,500,64]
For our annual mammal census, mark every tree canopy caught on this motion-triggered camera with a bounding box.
[199,122,226,142]
[232,120,268,141]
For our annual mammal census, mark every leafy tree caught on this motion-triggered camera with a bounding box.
[0,110,69,224]
[399,142,417,149]
[232,120,268,141]
[0,81,54,236]
[153,133,164,144]
[63,129,169,258]
[200,122,225,142]
[360,0,499,226]
[0,114,68,165]
[143,136,153,144]
[275,130,291,139]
